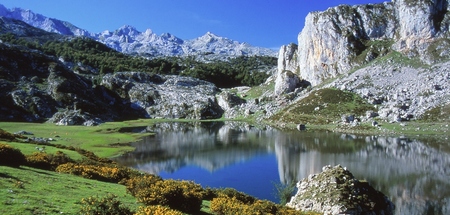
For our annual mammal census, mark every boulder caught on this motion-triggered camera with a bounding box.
[217,91,246,111]
[287,165,394,215]
[297,124,306,131]
[274,70,301,95]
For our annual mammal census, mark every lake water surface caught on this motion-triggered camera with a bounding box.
[114,122,450,215]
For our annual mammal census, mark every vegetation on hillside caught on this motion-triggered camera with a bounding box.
[0,32,276,88]
[270,88,376,125]
[179,55,275,87]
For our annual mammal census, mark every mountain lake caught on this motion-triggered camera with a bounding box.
[113,121,450,215]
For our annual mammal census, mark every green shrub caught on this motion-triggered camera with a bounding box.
[26,151,74,170]
[79,193,133,215]
[0,143,26,167]
[273,181,297,205]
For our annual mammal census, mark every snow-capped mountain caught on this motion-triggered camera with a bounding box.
[0,4,277,58]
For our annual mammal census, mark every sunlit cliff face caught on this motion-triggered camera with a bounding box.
[280,0,450,87]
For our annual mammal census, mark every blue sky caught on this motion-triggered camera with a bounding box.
[1,0,388,49]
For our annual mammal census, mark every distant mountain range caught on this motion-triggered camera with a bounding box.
[0,4,277,58]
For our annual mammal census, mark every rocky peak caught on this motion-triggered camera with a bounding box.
[198,31,221,43]
[0,3,276,59]
[115,25,140,37]
[161,32,183,44]
[0,4,90,36]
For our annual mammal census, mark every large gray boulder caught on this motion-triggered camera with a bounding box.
[287,165,394,215]
[217,91,246,111]
[274,70,301,95]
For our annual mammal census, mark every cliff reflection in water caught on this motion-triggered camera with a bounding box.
[115,122,450,215]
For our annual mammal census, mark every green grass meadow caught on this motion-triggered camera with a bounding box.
[0,121,154,158]
[0,165,141,215]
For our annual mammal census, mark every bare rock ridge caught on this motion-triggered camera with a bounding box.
[287,165,394,215]
[278,0,450,86]
[0,4,276,59]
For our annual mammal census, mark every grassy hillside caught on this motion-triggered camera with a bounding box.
[0,165,140,215]
[0,121,152,158]
[269,88,375,125]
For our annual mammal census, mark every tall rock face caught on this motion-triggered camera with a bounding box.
[275,43,302,95]
[278,0,450,87]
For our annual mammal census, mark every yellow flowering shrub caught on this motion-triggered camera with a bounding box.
[215,187,256,204]
[134,205,183,215]
[124,176,205,213]
[123,175,163,196]
[210,194,307,215]
[26,151,74,170]
[0,143,26,167]
[55,163,137,183]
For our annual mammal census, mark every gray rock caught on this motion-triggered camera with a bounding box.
[274,70,301,95]
[47,110,103,126]
[372,121,379,127]
[297,124,306,131]
[287,165,395,215]
[101,72,223,120]
[217,91,246,111]
[14,131,34,135]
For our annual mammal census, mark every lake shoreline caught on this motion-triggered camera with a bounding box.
[1,119,449,158]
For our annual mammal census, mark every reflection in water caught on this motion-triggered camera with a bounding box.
[115,122,450,215]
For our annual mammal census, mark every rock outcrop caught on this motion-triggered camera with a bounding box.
[0,34,224,123]
[101,72,223,120]
[278,0,450,86]
[328,61,450,122]
[287,165,395,215]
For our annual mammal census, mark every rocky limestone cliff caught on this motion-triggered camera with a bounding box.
[278,0,450,87]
